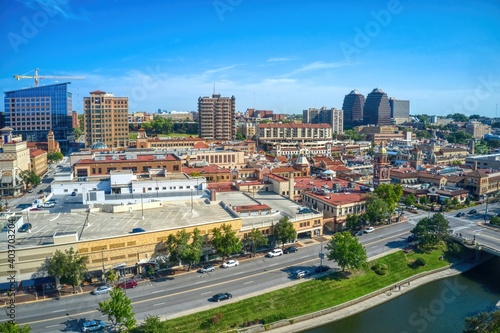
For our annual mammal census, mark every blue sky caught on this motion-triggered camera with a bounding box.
[1,0,499,116]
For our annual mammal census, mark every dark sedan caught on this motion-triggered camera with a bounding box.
[212,292,232,302]
[314,265,331,273]
[283,246,298,254]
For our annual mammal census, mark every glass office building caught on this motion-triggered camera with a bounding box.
[363,88,391,126]
[4,83,73,151]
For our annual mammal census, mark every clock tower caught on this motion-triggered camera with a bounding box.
[373,142,391,187]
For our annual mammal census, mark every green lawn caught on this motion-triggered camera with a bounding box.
[161,249,451,333]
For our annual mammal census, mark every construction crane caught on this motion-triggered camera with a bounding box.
[13,68,85,87]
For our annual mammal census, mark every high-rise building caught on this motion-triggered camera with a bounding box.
[389,98,410,124]
[83,90,129,148]
[198,94,235,140]
[303,107,343,134]
[4,82,73,151]
[342,90,366,127]
[363,88,391,126]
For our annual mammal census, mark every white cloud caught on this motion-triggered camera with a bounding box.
[267,57,294,62]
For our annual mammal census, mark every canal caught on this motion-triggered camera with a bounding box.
[306,257,500,333]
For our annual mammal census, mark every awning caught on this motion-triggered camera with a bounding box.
[1,175,13,183]
[0,281,17,291]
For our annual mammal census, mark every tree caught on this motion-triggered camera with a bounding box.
[46,247,88,293]
[47,152,64,163]
[411,213,450,249]
[365,197,390,225]
[0,322,31,333]
[167,229,191,268]
[463,309,500,333]
[20,170,41,189]
[345,214,364,232]
[273,216,297,248]
[242,228,268,257]
[131,315,169,333]
[403,194,417,207]
[98,287,136,331]
[373,183,403,213]
[452,197,460,206]
[325,231,367,272]
[419,196,430,205]
[211,224,242,262]
[490,216,500,226]
[184,228,204,270]
[106,269,118,284]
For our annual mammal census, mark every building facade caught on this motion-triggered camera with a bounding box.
[342,90,366,127]
[257,123,332,144]
[363,88,391,126]
[465,121,491,139]
[0,128,31,197]
[389,98,410,124]
[84,90,129,149]
[4,82,73,151]
[303,107,343,134]
[198,94,236,140]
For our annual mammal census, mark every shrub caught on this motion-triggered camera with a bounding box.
[262,313,287,324]
[411,257,426,268]
[371,262,388,275]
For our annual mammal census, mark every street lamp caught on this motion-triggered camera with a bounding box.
[141,194,144,220]
[190,189,193,213]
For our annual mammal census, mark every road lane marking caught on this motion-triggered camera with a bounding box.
[243,281,253,285]
[52,309,65,313]
[201,291,212,295]
[233,272,245,275]
[45,324,59,328]
[151,289,165,294]
[194,280,206,284]
[153,302,165,306]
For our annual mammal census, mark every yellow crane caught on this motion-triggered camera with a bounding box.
[13,68,85,86]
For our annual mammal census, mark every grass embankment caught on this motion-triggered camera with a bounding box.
[163,249,451,333]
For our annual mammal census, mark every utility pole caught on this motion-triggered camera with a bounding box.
[141,195,144,220]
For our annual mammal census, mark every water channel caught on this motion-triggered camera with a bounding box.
[306,257,500,333]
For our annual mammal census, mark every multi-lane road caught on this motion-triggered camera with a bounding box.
[4,204,500,332]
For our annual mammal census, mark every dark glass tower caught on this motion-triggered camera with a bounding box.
[363,88,391,126]
[4,82,73,151]
[342,90,365,127]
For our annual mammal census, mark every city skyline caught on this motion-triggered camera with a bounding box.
[1,0,499,116]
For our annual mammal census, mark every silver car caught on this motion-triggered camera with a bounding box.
[91,285,112,295]
[82,320,105,332]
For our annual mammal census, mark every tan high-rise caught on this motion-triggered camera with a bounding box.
[198,94,235,140]
[84,90,129,148]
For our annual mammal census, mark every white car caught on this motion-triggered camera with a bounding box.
[222,259,239,268]
[363,227,375,233]
[266,248,283,257]
[91,285,113,295]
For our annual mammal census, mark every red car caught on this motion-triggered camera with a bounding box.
[117,279,138,289]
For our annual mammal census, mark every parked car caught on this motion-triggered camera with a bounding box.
[293,270,308,279]
[468,209,477,214]
[198,265,215,273]
[37,189,44,194]
[82,320,106,332]
[266,248,283,257]
[355,230,364,236]
[117,279,138,289]
[456,212,466,217]
[18,223,32,233]
[131,228,146,233]
[298,208,312,214]
[283,246,298,254]
[43,202,55,208]
[212,292,232,302]
[314,265,331,273]
[221,260,239,268]
[91,285,113,295]
[71,191,77,196]
[27,188,33,193]
[47,199,58,204]
[363,227,375,233]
